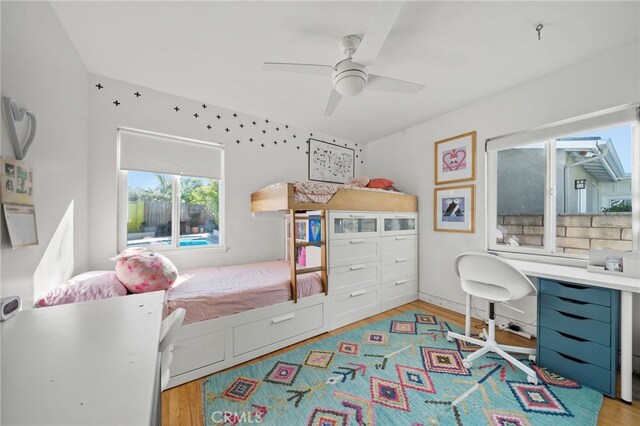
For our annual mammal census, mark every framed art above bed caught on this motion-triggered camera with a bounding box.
[308,138,355,184]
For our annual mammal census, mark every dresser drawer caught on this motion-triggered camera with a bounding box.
[381,213,418,236]
[381,235,417,259]
[381,258,418,281]
[538,327,611,370]
[329,212,380,240]
[540,293,611,323]
[539,308,610,346]
[539,347,611,395]
[330,285,380,330]
[540,279,611,307]
[381,276,418,310]
[233,303,324,356]
[329,261,380,295]
[329,238,380,267]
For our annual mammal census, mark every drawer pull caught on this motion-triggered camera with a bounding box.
[395,258,408,263]
[349,240,366,244]
[348,214,366,218]
[558,311,588,321]
[558,282,588,291]
[557,331,588,342]
[557,352,587,364]
[394,237,407,241]
[558,296,587,305]
[349,265,366,271]
[395,279,408,285]
[350,290,366,297]
[272,313,296,324]
[394,215,409,219]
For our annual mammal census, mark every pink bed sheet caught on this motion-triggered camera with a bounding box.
[165,260,323,325]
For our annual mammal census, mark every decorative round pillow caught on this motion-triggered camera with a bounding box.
[112,247,178,293]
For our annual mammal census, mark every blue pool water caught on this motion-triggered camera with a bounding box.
[179,239,211,247]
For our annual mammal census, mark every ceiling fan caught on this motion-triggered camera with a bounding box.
[263,2,424,116]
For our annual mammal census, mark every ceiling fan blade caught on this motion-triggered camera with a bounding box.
[351,2,403,66]
[263,62,333,76]
[367,74,425,94]
[324,89,342,116]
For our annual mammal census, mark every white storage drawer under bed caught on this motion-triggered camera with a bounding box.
[171,330,226,376]
[233,303,324,356]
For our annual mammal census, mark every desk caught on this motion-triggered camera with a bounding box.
[1,291,164,425]
[507,258,640,404]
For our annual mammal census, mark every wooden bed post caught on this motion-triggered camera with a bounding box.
[320,210,328,295]
[288,209,298,303]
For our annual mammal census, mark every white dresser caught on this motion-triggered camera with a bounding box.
[328,211,418,329]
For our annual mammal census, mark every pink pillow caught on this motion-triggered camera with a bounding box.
[36,271,127,307]
[367,178,394,189]
[113,247,178,293]
[345,177,370,187]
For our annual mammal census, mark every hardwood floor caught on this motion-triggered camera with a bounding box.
[162,300,640,425]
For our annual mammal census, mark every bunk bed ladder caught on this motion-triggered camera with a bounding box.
[288,209,328,303]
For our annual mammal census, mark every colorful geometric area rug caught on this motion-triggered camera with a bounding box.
[202,310,603,425]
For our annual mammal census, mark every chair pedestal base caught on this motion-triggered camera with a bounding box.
[447,319,538,385]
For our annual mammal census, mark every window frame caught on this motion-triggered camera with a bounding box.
[487,107,639,259]
[116,127,225,253]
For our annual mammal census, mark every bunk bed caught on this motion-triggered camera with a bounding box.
[166,181,418,388]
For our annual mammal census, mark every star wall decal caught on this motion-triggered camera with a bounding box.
[113,100,120,106]
[236,139,240,144]
[216,114,221,119]
[174,106,180,112]
[265,119,269,123]
[252,121,256,125]
[261,143,265,148]
[249,138,253,142]
[193,113,199,118]
[262,130,266,134]
[134,91,141,97]
[95,83,103,89]
[240,124,244,128]
[206,125,212,130]
[202,104,207,109]
[276,127,279,131]
[225,128,230,132]
[233,113,238,117]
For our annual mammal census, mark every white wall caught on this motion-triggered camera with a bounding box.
[1,1,90,306]
[366,42,640,357]
[89,76,363,271]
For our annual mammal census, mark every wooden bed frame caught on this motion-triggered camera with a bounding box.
[251,183,418,213]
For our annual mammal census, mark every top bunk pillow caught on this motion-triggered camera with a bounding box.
[367,178,394,189]
[36,271,127,307]
[113,247,178,293]
[345,177,370,187]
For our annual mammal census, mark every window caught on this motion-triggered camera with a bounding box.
[488,107,639,258]
[118,128,224,250]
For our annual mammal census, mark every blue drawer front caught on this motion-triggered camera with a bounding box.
[540,294,611,323]
[540,279,610,306]
[538,326,610,370]
[539,308,610,346]
[539,347,612,396]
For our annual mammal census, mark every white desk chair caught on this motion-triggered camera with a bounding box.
[446,252,538,384]
[159,308,185,391]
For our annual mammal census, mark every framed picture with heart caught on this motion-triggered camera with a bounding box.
[434,131,476,185]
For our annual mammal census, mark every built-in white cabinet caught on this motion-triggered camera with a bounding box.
[328,211,418,330]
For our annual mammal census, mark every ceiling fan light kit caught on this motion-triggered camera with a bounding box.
[333,59,368,96]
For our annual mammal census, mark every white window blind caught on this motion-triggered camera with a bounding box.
[118,128,223,179]
[486,106,639,152]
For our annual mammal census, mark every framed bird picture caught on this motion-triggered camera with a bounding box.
[434,184,475,233]
[434,131,476,185]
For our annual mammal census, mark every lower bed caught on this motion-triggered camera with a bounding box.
[165,260,323,325]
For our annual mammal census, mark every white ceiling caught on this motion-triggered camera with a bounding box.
[51,1,639,143]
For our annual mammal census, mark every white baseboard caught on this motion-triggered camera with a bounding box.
[418,292,537,337]
[418,292,640,373]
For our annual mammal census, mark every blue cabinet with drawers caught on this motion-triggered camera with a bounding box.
[537,279,620,398]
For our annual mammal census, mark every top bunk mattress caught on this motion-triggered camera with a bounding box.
[262,181,406,204]
[165,260,323,325]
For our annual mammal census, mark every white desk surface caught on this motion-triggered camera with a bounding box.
[507,258,640,293]
[1,291,164,426]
